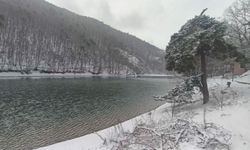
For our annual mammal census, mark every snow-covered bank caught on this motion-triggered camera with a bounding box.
[137,74,176,78]
[36,107,161,150]
[0,72,93,78]
[0,72,125,79]
[37,77,250,150]
[0,71,173,80]
[236,70,250,84]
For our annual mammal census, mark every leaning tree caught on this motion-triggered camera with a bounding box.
[165,10,241,104]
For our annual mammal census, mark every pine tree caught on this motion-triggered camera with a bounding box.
[165,10,239,104]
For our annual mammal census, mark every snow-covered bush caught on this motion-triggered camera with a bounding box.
[155,75,202,104]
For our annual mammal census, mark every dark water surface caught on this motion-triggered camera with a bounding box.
[0,77,178,150]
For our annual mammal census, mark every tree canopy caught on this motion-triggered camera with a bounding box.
[166,15,238,75]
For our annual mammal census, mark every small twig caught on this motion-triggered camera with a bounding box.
[172,97,176,118]
[127,142,157,150]
[203,107,207,130]
[94,132,107,145]
[175,129,186,145]
[133,126,161,137]
[200,8,208,16]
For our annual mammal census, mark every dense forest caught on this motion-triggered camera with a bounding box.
[0,0,165,75]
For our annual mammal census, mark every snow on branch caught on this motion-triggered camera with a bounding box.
[154,75,202,104]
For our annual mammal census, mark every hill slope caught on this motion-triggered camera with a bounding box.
[0,0,165,75]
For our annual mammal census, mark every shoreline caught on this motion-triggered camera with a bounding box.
[0,76,176,150]
[37,101,172,150]
[37,77,250,150]
[0,71,174,80]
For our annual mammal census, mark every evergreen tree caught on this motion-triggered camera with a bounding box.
[166,10,238,104]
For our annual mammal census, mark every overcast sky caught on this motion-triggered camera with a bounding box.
[46,0,235,49]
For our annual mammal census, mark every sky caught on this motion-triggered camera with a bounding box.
[45,0,236,49]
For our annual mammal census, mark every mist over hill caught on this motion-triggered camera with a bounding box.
[0,0,165,75]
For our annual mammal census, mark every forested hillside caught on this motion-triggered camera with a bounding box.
[0,0,165,75]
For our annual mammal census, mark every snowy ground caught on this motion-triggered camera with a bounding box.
[37,77,250,150]
[236,70,250,84]
[192,79,250,150]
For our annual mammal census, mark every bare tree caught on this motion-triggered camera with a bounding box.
[225,0,250,50]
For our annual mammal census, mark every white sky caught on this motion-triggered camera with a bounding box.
[45,0,236,49]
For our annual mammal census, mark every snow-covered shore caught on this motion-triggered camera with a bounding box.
[0,72,116,79]
[36,76,250,150]
[0,71,173,79]
[236,70,250,84]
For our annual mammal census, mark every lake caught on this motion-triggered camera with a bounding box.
[0,77,178,149]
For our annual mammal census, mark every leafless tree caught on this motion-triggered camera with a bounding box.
[225,0,250,51]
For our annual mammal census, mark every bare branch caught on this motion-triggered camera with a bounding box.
[200,8,208,16]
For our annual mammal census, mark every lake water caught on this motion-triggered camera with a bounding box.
[0,77,178,149]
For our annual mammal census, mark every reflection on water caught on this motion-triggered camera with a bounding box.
[0,77,178,149]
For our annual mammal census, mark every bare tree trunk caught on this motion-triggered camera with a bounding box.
[201,50,209,104]
[203,106,207,129]
[199,9,209,104]
[231,64,235,81]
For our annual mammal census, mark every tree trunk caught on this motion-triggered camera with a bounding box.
[200,50,209,104]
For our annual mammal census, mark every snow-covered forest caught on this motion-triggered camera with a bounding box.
[0,0,165,75]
